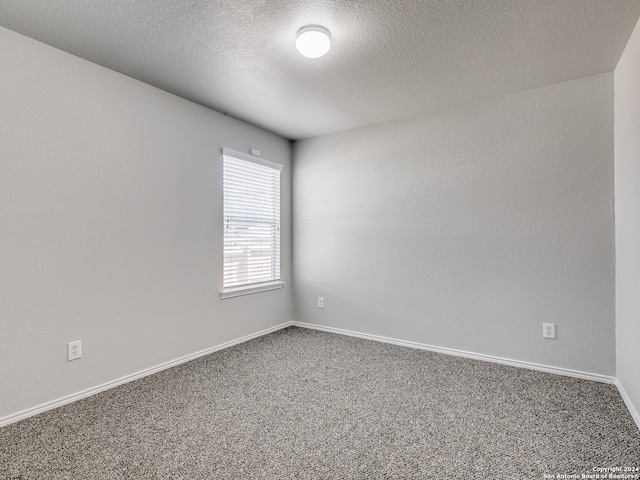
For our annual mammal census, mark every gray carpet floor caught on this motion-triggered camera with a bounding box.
[1,326,639,479]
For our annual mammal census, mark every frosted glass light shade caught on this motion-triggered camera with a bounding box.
[296,25,331,59]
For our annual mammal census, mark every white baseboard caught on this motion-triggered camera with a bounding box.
[616,379,640,431]
[291,321,617,385]
[0,321,293,428]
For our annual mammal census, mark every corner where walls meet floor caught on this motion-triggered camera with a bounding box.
[2,321,639,433]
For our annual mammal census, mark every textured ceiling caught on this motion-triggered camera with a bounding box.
[1,0,639,140]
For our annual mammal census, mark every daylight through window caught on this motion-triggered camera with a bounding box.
[221,149,283,298]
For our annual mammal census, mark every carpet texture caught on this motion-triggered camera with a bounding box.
[1,327,639,479]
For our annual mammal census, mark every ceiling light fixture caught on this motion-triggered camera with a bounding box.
[296,25,331,59]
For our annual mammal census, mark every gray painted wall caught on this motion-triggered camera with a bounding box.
[0,27,292,421]
[293,74,615,375]
[615,17,640,422]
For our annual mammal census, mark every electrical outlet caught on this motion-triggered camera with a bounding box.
[543,323,556,339]
[67,340,82,361]
[318,297,324,309]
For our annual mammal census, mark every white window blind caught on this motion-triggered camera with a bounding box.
[222,149,283,297]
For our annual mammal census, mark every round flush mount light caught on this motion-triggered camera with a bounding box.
[296,25,331,59]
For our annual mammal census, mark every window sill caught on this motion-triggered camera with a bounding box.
[220,281,285,300]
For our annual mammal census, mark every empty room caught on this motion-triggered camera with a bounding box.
[1,0,640,478]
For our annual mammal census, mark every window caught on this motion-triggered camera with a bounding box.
[221,148,283,299]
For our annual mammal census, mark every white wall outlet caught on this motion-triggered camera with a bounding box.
[543,323,556,339]
[67,340,82,360]
[318,297,324,309]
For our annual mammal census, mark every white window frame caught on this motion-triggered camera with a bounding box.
[220,148,284,299]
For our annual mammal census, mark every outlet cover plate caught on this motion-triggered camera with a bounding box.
[68,340,82,360]
[543,323,556,339]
